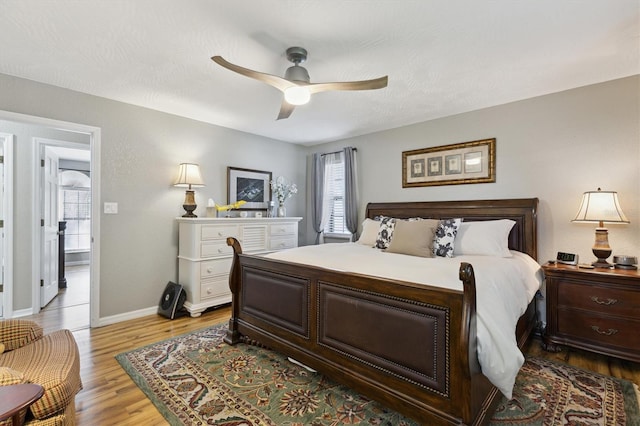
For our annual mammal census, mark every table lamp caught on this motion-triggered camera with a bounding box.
[572,188,629,268]
[174,163,205,217]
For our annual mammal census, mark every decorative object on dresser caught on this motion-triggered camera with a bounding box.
[613,254,637,270]
[176,216,302,317]
[227,167,271,211]
[402,138,495,188]
[173,163,205,217]
[542,262,640,362]
[572,188,629,268]
[270,176,297,217]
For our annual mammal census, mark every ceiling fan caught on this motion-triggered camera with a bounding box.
[212,47,388,120]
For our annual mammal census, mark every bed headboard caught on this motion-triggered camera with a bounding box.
[365,198,538,260]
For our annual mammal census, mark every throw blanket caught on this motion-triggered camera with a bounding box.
[267,243,543,398]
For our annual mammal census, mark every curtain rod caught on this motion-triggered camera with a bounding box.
[320,148,357,157]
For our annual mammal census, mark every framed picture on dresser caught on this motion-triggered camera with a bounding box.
[227,167,272,210]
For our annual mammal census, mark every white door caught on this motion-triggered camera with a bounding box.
[41,146,59,307]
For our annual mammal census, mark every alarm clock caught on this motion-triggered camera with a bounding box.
[556,251,579,265]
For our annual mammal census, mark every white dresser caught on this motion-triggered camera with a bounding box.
[177,217,302,317]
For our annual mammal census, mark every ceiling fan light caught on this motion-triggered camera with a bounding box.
[284,86,310,105]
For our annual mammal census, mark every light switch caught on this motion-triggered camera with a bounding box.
[104,202,118,214]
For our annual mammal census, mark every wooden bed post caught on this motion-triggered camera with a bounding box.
[224,237,243,345]
[459,261,481,423]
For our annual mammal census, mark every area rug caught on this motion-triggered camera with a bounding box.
[116,324,640,425]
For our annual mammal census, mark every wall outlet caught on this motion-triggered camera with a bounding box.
[104,202,118,214]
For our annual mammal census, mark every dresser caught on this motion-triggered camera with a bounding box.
[177,217,302,317]
[542,262,640,362]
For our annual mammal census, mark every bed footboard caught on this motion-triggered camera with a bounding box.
[225,237,498,425]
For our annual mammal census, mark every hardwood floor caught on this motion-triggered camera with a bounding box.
[19,305,640,426]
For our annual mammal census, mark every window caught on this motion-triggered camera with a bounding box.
[59,170,91,251]
[323,152,348,234]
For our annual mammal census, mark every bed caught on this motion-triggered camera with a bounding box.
[224,198,540,425]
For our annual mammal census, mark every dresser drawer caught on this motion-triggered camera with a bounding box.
[557,309,640,352]
[557,281,640,318]
[201,225,240,241]
[269,237,297,251]
[269,223,296,237]
[201,277,229,300]
[200,258,232,278]
[201,241,233,258]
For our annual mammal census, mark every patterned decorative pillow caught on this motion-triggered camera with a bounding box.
[433,218,462,257]
[375,216,396,249]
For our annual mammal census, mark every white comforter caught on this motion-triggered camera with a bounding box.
[266,243,543,399]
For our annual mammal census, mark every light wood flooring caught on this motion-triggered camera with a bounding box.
[20,305,640,426]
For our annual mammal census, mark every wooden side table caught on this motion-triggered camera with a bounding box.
[542,262,640,362]
[0,384,44,426]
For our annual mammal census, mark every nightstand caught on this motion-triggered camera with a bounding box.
[542,262,640,362]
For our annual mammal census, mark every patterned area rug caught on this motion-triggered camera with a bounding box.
[116,324,640,425]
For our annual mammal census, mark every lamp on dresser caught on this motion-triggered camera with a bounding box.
[572,188,629,268]
[174,163,205,217]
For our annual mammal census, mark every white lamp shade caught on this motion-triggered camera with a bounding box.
[173,163,205,187]
[572,189,629,224]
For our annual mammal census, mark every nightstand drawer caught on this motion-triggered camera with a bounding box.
[557,281,640,318]
[557,309,640,352]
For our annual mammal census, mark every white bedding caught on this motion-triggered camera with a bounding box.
[266,243,543,398]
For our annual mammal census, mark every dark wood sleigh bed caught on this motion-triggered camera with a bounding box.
[224,198,539,425]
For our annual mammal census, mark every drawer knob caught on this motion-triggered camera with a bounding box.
[590,296,618,306]
[591,326,618,336]
[207,267,213,273]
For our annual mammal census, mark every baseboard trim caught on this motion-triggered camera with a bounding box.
[97,306,158,327]
[10,308,37,318]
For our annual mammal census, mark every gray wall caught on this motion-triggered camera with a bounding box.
[0,73,306,317]
[305,76,640,265]
[2,72,638,321]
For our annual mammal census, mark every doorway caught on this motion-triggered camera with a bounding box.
[39,143,91,330]
[0,110,101,328]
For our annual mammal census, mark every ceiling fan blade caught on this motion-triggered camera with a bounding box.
[307,76,388,94]
[276,100,296,120]
[211,56,294,92]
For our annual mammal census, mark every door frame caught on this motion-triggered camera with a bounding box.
[0,133,14,317]
[0,109,101,327]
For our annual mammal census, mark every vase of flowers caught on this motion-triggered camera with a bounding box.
[270,176,297,217]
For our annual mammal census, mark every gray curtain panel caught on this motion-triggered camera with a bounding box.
[343,147,358,241]
[311,153,325,244]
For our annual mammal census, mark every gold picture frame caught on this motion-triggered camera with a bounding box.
[402,138,496,188]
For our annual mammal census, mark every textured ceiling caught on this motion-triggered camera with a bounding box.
[0,1,638,146]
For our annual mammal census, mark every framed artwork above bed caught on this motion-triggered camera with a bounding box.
[402,138,496,187]
[227,167,272,210]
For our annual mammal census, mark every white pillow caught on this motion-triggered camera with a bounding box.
[453,219,516,257]
[357,218,380,246]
